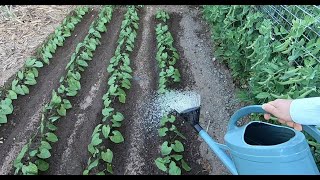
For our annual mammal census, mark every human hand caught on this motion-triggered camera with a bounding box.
[262,99,302,131]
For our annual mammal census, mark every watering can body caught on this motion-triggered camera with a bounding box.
[196,105,320,175]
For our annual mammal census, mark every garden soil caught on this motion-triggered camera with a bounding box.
[0,5,244,175]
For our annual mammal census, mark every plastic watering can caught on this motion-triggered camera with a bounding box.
[180,105,320,175]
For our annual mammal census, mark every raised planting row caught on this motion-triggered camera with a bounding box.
[202,5,320,165]
[0,6,90,125]
[154,10,191,175]
[13,6,114,175]
[83,5,140,175]
[155,10,181,94]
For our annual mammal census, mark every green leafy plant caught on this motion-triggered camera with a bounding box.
[155,115,191,175]
[155,11,181,94]
[156,10,170,22]
[0,6,90,126]
[202,5,320,165]
[13,6,114,175]
[154,10,190,175]
[84,5,141,175]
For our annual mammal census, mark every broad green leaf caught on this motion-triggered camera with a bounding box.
[49,116,60,123]
[14,85,25,95]
[168,115,175,123]
[37,148,51,159]
[119,94,126,103]
[91,133,102,146]
[43,56,49,64]
[102,125,111,138]
[181,159,191,171]
[102,107,114,118]
[172,140,184,153]
[121,65,132,73]
[1,103,13,115]
[47,123,57,131]
[35,159,49,172]
[58,85,65,94]
[45,50,53,59]
[113,112,124,122]
[66,90,77,97]
[46,132,58,143]
[171,155,183,161]
[77,59,88,67]
[51,91,61,104]
[22,162,38,175]
[121,80,131,89]
[18,71,24,80]
[40,141,52,150]
[88,144,95,155]
[112,121,121,128]
[158,127,168,137]
[103,98,112,107]
[8,90,17,100]
[92,124,102,136]
[155,157,167,172]
[33,61,44,68]
[25,78,37,86]
[0,114,7,123]
[107,65,114,73]
[88,42,96,51]
[29,150,38,157]
[81,52,91,61]
[126,45,133,52]
[161,141,172,156]
[63,99,72,109]
[101,149,113,163]
[169,161,181,175]
[109,84,118,94]
[57,105,66,116]
[14,143,29,168]
[21,85,29,94]
[110,130,124,143]
[87,158,99,171]
[26,58,36,67]
[107,76,116,85]
[160,116,169,126]
[83,170,89,175]
[107,163,113,174]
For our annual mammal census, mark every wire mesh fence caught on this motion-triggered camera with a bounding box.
[257,5,320,64]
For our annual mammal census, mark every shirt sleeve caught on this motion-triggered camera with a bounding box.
[290,97,320,125]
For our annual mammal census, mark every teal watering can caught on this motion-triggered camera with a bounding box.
[180,105,320,175]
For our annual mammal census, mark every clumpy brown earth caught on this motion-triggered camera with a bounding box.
[0,5,243,175]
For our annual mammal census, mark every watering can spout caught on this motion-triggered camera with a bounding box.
[179,107,238,175]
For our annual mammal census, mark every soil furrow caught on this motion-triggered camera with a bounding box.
[46,9,125,175]
[0,10,98,175]
[170,6,243,175]
[106,6,159,175]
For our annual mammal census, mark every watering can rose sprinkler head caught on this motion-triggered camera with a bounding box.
[179,106,203,133]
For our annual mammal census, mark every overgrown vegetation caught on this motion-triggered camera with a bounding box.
[202,5,320,167]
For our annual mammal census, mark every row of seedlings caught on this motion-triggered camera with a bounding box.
[13,6,114,175]
[83,5,140,175]
[153,10,191,175]
[0,6,90,125]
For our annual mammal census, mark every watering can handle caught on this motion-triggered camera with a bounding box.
[228,105,320,143]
